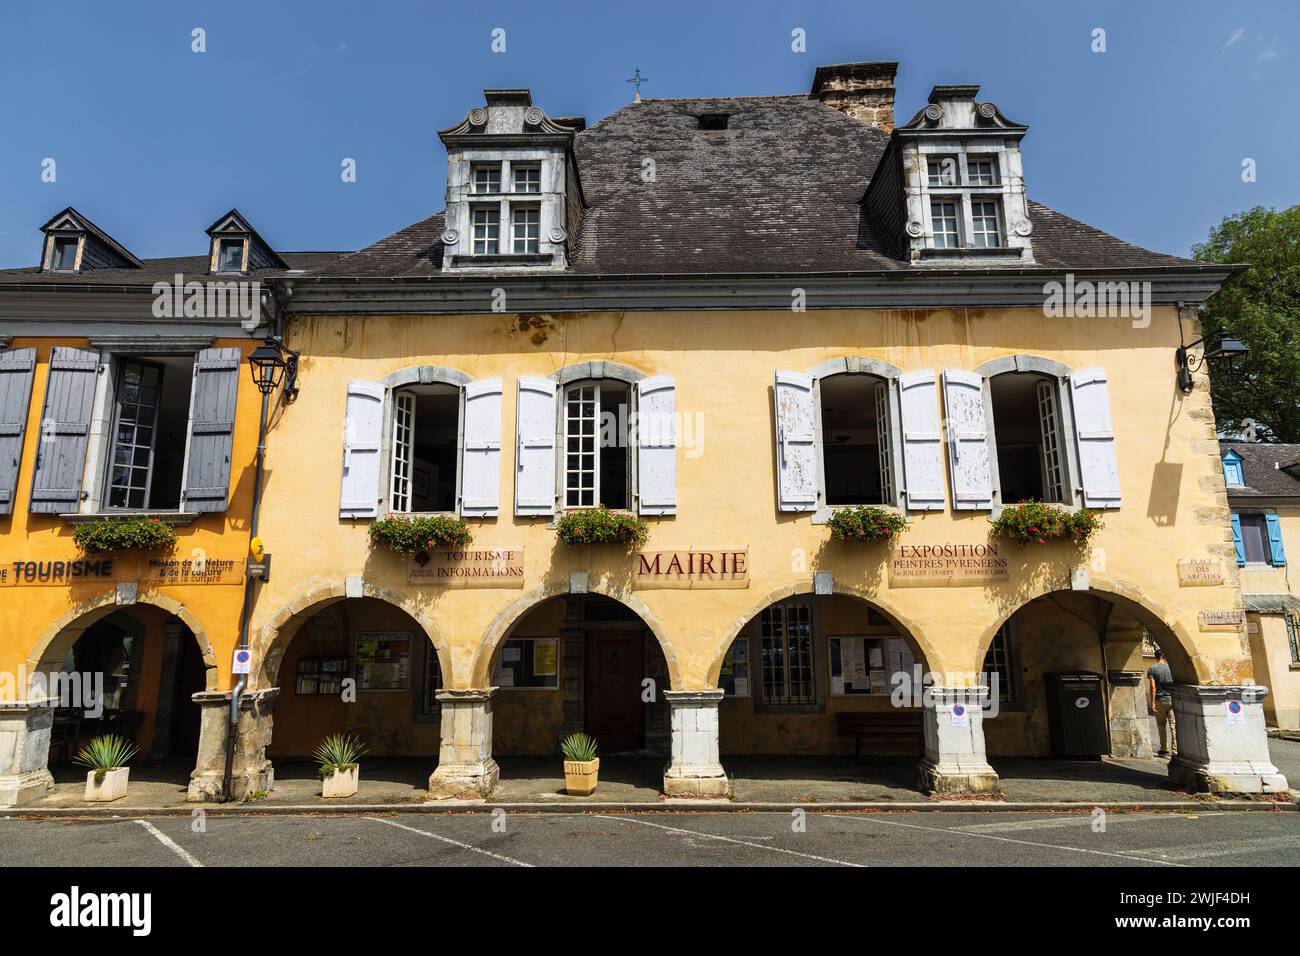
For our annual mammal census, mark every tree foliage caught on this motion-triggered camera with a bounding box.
[1193,205,1300,442]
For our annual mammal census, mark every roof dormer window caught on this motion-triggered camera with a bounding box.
[472,206,500,254]
[927,157,958,187]
[967,157,998,186]
[50,236,80,272]
[216,237,247,273]
[512,164,541,193]
[472,164,502,194]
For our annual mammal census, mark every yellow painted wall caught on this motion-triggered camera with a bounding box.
[238,305,1250,757]
[1237,504,1300,730]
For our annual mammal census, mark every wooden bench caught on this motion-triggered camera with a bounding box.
[836,710,924,756]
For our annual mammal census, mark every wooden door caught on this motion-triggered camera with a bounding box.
[585,634,645,750]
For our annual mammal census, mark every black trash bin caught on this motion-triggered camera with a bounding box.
[1044,671,1109,757]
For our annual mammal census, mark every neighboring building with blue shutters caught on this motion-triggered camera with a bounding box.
[1221,441,1300,730]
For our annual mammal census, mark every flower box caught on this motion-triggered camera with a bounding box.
[72,517,177,555]
[369,515,473,555]
[991,501,1104,545]
[826,506,908,542]
[555,507,649,547]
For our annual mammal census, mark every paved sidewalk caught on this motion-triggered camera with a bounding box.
[14,738,1299,815]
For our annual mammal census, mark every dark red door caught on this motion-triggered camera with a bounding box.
[586,634,645,750]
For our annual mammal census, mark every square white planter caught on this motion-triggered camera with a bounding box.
[322,767,358,798]
[84,767,129,802]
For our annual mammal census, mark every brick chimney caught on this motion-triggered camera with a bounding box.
[810,61,898,132]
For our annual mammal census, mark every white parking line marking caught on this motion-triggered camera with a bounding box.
[841,814,1188,866]
[134,820,202,867]
[953,814,1196,834]
[366,816,534,866]
[1121,833,1300,862]
[608,815,862,866]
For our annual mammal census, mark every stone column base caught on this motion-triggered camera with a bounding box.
[662,689,730,798]
[1107,670,1155,759]
[187,688,278,802]
[0,699,56,809]
[918,687,1002,796]
[1168,684,1289,795]
[428,689,499,798]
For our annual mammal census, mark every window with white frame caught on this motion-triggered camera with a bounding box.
[511,206,540,254]
[981,622,1016,704]
[216,237,245,273]
[930,200,960,248]
[472,164,501,194]
[989,372,1068,504]
[471,206,500,254]
[819,374,892,505]
[104,356,196,511]
[564,380,631,509]
[927,156,958,186]
[51,236,79,271]
[389,384,460,513]
[758,603,816,707]
[512,164,541,193]
[970,199,1003,248]
[966,157,998,186]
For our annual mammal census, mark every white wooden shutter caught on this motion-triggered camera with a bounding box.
[460,378,502,517]
[514,375,557,516]
[339,380,384,518]
[897,370,945,511]
[30,346,99,514]
[636,375,677,515]
[942,369,995,510]
[182,347,241,513]
[0,348,37,515]
[1068,367,1121,508]
[774,370,817,512]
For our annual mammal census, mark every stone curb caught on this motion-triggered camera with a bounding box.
[8,797,1297,819]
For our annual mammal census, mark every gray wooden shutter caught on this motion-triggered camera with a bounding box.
[340,380,385,518]
[514,375,557,516]
[182,347,241,513]
[636,375,677,515]
[30,346,99,514]
[774,370,817,512]
[897,370,945,511]
[460,377,502,517]
[1068,367,1122,508]
[942,369,995,511]
[0,348,37,515]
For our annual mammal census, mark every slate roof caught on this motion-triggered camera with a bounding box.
[1220,441,1300,498]
[308,94,1206,280]
[0,251,349,286]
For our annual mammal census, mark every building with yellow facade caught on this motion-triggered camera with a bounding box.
[1,61,1287,806]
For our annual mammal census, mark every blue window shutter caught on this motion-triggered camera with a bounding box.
[1265,513,1286,566]
[30,346,100,513]
[182,347,241,513]
[0,348,38,516]
[1230,513,1245,566]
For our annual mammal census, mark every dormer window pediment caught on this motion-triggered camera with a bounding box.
[38,207,142,274]
[204,209,287,275]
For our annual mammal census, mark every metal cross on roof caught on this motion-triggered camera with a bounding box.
[627,67,650,102]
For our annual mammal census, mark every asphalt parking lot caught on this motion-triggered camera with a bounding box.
[3,808,1298,867]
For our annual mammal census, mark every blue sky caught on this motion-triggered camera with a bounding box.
[0,0,1295,268]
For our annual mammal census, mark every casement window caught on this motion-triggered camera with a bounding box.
[1286,612,1300,665]
[927,156,959,186]
[1232,511,1286,567]
[216,237,245,273]
[757,603,817,707]
[512,164,541,193]
[472,164,501,194]
[471,206,500,254]
[966,157,998,186]
[969,199,1003,248]
[514,370,677,517]
[930,200,961,248]
[28,347,241,515]
[51,236,79,271]
[340,372,502,520]
[389,385,461,513]
[981,622,1017,704]
[511,206,540,254]
[986,372,1068,505]
[0,348,38,516]
[1222,450,1244,487]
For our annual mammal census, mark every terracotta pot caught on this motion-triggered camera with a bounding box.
[563,758,600,796]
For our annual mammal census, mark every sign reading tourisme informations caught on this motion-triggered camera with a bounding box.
[407,548,525,587]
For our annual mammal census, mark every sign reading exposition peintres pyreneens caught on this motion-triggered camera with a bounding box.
[889,542,1009,586]
[634,550,749,589]
[408,548,525,587]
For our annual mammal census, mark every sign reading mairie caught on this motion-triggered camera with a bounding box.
[408,548,525,587]
[634,550,749,589]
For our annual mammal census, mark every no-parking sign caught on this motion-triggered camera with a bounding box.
[232,648,253,675]
[951,703,968,727]
[1225,699,1244,725]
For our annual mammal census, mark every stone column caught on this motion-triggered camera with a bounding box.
[1107,670,1154,758]
[1168,684,1289,794]
[187,688,278,802]
[0,699,55,808]
[918,687,1001,795]
[663,689,729,797]
[428,688,500,797]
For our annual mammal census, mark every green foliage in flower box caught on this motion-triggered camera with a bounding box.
[72,517,177,555]
[991,500,1104,545]
[826,506,908,542]
[555,507,649,547]
[368,515,473,555]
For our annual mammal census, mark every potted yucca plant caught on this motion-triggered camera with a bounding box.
[560,732,600,795]
[74,734,138,802]
[314,733,368,798]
